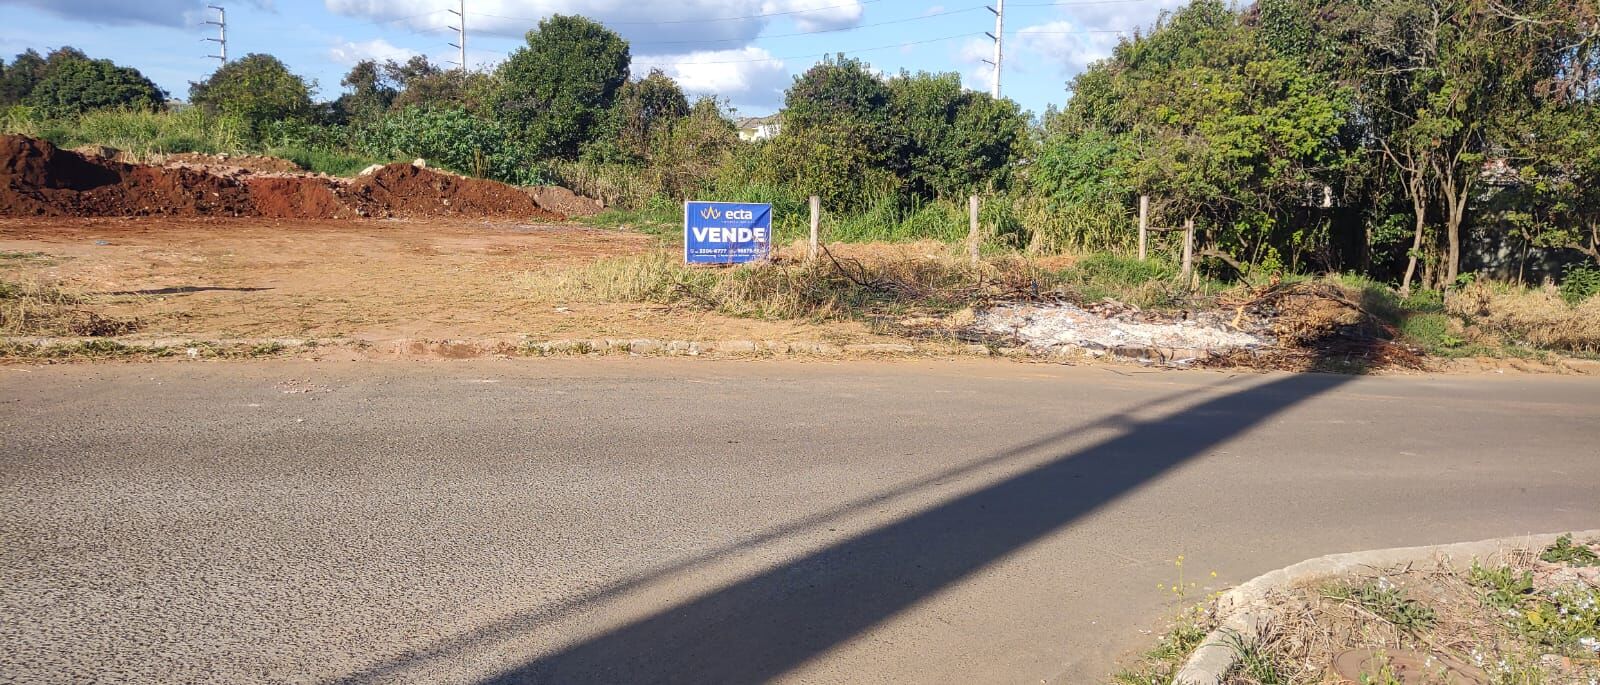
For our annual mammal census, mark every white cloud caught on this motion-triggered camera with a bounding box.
[760,0,863,32]
[326,0,781,52]
[1,0,271,27]
[636,47,789,111]
[959,36,996,94]
[326,38,416,65]
[1011,21,1125,75]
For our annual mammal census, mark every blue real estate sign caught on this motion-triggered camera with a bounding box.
[684,201,772,264]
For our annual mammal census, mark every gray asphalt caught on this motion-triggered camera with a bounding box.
[1,359,1597,684]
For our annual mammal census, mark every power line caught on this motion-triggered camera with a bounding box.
[203,4,227,63]
[477,0,891,27]
[620,5,989,48]
[1006,0,1165,6]
[630,31,985,66]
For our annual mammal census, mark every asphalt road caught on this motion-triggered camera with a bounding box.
[2,359,1598,684]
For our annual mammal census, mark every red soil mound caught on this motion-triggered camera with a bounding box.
[0,135,565,221]
[1,135,253,216]
[344,164,562,220]
[246,177,348,219]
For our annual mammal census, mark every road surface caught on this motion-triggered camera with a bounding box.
[2,359,1597,684]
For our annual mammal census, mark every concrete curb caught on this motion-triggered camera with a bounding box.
[1173,528,1600,685]
[0,335,1243,366]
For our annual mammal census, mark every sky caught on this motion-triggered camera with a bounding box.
[0,0,1191,119]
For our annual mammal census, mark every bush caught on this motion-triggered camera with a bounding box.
[352,107,540,183]
[1559,263,1600,304]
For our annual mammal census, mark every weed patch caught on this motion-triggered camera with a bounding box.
[1324,578,1438,633]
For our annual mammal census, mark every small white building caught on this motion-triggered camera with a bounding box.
[736,114,783,141]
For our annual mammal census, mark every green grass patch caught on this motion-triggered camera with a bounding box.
[267,145,386,177]
[1541,534,1600,567]
[1110,612,1212,685]
[1324,579,1437,633]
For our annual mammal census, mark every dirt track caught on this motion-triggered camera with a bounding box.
[0,217,886,345]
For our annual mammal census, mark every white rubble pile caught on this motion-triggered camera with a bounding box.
[975,302,1269,358]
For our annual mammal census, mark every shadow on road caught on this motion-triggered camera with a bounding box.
[343,371,1354,684]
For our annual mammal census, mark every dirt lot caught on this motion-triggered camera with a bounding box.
[0,217,891,345]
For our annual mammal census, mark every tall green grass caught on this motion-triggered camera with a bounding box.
[3,106,250,159]
[266,145,385,177]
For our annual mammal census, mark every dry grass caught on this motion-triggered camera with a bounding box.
[1226,547,1600,685]
[523,243,1072,323]
[1447,281,1600,353]
[0,278,82,335]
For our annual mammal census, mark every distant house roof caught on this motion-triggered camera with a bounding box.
[737,114,781,129]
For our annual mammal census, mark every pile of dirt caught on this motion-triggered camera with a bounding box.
[343,164,560,220]
[246,177,349,219]
[2,135,253,217]
[528,185,604,217]
[0,135,568,221]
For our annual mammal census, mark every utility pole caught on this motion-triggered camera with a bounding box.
[204,5,227,64]
[447,0,466,72]
[982,0,1004,97]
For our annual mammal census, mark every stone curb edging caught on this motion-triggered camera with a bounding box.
[1173,528,1600,685]
[0,335,1243,366]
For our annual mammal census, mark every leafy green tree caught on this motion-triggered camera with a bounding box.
[189,54,314,133]
[783,54,892,162]
[25,55,165,116]
[1060,0,1352,271]
[336,59,395,120]
[1,49,58,106]
[645,97,737,199]
[884,71,1026,199]
[495,14,630,158]
[387,58,497,113]
[593,69,690,164]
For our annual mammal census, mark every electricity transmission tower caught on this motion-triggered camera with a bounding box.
[981,0,1004,97]
[447,0,466,71]
[204,5,227,63]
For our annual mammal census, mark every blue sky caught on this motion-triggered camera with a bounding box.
[0,0,1189,118]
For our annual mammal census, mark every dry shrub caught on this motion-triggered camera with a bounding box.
[1446,280,1600,352]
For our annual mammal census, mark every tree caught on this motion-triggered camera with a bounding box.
[885,71,1027,199]
[495,14,630,158]
[1,49,57,106]
[26,55,165,116]
[783,55,892,162]
[1060,0,1352,271]
[593,69,690,163]
[336,59,395,119]
[189,54,313,132]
